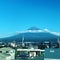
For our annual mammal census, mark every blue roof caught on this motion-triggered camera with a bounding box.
[44,48,60,59]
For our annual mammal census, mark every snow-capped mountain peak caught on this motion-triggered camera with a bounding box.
[16,27,60,36]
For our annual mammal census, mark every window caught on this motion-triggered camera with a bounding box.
[50,50,54,53]
[0,51,2,53]
[6,51,9,53]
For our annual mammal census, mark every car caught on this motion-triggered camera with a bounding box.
[18,53,29,58]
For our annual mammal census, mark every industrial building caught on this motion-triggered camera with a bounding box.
[44,48,60,60]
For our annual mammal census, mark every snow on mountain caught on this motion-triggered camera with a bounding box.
[16,27,60,36]
[44,29,60,36]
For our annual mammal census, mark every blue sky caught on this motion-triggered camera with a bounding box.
[0,0,60,37]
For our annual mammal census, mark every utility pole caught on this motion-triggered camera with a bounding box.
[22,35,25,47]
[58,33,60,48]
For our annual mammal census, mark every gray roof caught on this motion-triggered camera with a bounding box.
[0,47,14,51]
[44,48,60,59]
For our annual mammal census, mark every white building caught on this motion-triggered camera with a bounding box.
[0,47,15,60]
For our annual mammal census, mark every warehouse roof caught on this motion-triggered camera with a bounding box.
[44,48,60,59]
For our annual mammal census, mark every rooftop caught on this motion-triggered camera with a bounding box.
[0,47,14,52]
[44,48,60,59]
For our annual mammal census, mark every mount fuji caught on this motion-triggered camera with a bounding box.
[0,27,60,43]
